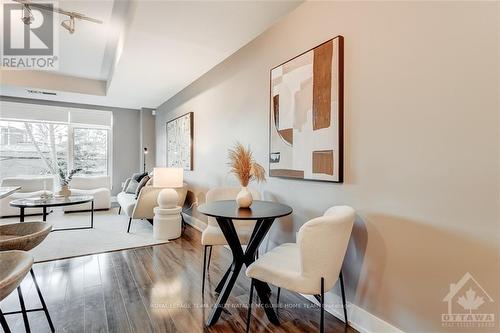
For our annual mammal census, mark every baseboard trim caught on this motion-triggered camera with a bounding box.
[302,293,404,333]
[183,213,403,333]
[182,213,205,232]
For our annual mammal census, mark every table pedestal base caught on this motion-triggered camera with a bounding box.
[206,217,279,326]
[196,200,293,327]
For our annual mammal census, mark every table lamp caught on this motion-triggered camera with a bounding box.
[154,167,183,208]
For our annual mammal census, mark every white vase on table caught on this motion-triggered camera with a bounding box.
[236,186,253,208]
[58,185,71,198]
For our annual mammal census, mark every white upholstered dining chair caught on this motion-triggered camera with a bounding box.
[201,187,261,294]
[245,205,355,333]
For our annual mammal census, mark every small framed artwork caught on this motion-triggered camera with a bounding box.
[269,35,344,183]
[166,112,193,170]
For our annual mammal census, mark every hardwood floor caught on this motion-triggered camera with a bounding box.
[0,225,357,333]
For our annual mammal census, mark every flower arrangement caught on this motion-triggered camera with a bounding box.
[58,168,82,187]
[228,143,265,208]
[228,142,266,186]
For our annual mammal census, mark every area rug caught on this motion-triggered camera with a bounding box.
[0,208,168,262]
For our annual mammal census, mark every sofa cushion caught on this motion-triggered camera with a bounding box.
[135,175,150,198]
[70,176,111,190]
[63,188,111,211]
[133,172,148,182]
[125,172,148,194]
[122,178,131,192]
[125,180,139,194]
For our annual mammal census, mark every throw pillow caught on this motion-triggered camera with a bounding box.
[133,172,148,183]
[135,175,150,198]
[125,179,139,194]
[122,178,131,192]
[130,172,142,180]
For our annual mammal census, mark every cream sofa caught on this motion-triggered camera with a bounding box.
[0,176,54,217]
[117,179,188,232]
[63,175,111,212]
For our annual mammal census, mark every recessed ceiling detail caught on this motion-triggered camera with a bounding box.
[0,0,302,109]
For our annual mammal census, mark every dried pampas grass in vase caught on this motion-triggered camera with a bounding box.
[228,142,266,208]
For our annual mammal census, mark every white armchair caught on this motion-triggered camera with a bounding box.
[63,175,111,212]
[245,206,355,332]
[0,176,54,217]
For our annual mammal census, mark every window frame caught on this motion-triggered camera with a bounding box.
[0,116,113,188]
[71,125,111,177]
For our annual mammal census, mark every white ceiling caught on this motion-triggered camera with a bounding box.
[55,0,115,80]
[0,0,301,109]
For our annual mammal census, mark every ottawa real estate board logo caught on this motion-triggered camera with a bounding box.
[442,272,495,328]
[2,2,59,70]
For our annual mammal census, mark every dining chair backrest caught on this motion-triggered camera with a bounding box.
[205,187,261,227]
[298,206,355,291]
[0,250,33,301]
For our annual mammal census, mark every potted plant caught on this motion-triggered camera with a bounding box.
[57,168,82,197]
[228,142,265,208]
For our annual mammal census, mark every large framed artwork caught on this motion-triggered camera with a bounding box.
[166,112,193,170]
[269,36,344,183]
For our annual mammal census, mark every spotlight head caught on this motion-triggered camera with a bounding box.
[21,15,33,25]
[61,17,75,34]
[21,4,34,25]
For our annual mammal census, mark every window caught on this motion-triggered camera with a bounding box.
[0,102,112,182]
[0,120,68,178]
[73,128,108,175]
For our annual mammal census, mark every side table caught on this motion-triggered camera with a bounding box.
[153,206,182,240]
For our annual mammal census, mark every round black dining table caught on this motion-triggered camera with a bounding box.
[197,200,292,326]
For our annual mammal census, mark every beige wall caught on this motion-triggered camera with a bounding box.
[155,2,499,332]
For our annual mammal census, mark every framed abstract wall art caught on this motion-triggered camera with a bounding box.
[166,112,193,170]
[269,36,344,183]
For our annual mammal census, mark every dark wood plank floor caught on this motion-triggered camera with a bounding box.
[0,225,357,333]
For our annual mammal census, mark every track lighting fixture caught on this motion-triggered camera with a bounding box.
[61,16,75,34]
[21,4,34,25]
[14,0,102,34]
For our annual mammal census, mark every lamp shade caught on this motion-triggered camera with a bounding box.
[153,168,183,188]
